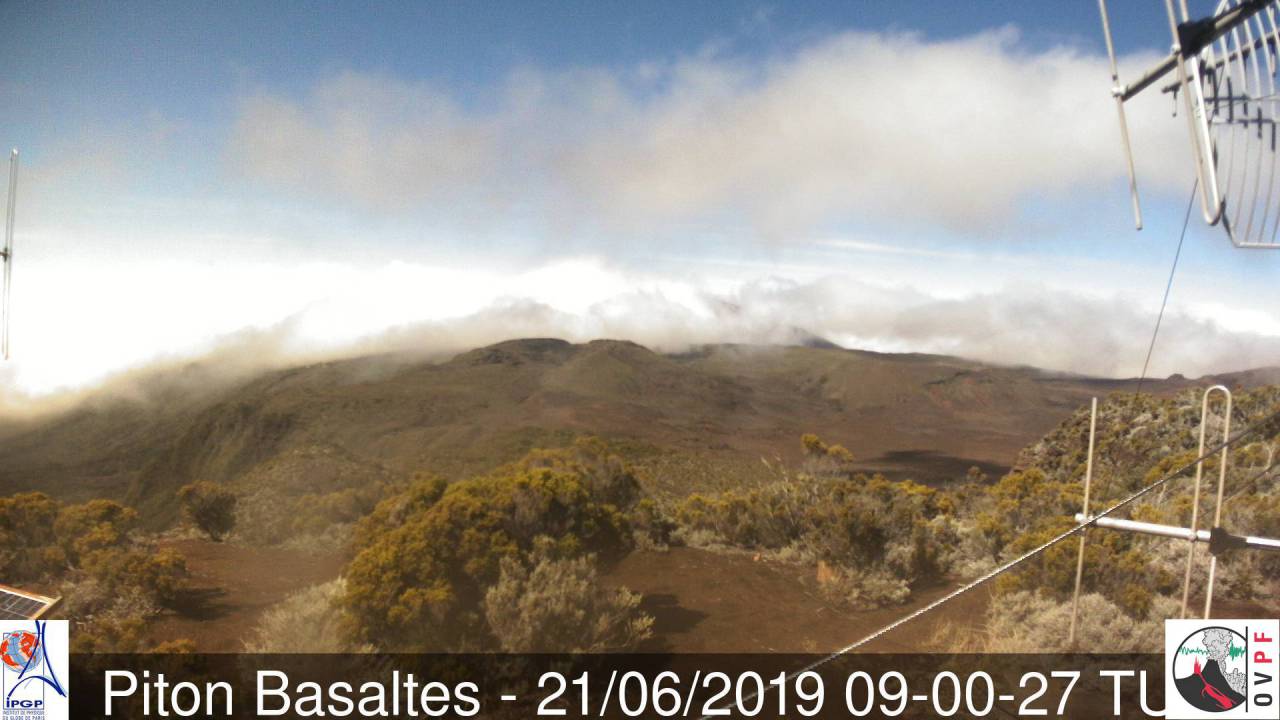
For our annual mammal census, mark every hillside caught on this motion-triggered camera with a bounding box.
[1,338,1276,529]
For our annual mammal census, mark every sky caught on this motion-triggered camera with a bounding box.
[1,0,1278,399]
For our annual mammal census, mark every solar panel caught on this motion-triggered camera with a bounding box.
[0,585,58,621]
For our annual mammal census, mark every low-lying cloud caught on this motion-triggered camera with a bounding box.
[3,256,1275,416]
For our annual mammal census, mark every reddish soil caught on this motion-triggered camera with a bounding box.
[153,541,988,654]
[604,547,989,653]
[147,539,345,652]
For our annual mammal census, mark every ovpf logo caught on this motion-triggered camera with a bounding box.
[1166,619,1278,719]
[0,621,67,720]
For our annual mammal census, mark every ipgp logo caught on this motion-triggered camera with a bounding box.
[1166,619,1279,719]
[0,621,67,720]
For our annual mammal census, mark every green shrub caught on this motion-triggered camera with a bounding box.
[342,441,639,651]
[671,454,959,606]
[353,473,449,552]
[177,481,238,541]
[0,491,191,651]
[79,545,188,608]
[0,492,65,581]
[55,499,139,566]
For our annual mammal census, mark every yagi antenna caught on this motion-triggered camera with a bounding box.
[2,148,17,360]
[1099,0,1280,248]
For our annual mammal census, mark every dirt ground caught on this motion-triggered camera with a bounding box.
[604,547,989,653]
[150,540,988,653]
[155,542,1274,655]
[147,539,345,652]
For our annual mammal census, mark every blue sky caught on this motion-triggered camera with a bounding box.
[0,1,1276,397]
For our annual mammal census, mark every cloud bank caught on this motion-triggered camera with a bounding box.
[231,28,1186,237]
[4,26,1271,409]
[2,256,1275,413]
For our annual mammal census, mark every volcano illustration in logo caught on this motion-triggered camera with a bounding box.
[1173,627,1248,712]
[0,631,41,674]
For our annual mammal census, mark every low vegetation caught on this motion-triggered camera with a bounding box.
[245,579,353,653]
[177,481,238,541]
[340,438,652,652]
[252,386,1279,654]
[9,375,1276,655]
[970,386,1280,648]
[0,492,190,652]
[484,543,653,653]
[669,436,956,609]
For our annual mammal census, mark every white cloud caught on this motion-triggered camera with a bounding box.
[2,253,1274,406]
[229,29,1188,237]
[2,26,1269,406]
[233,73,502,211]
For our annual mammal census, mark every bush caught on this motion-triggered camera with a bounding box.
[484,545,653,652]
[673,466,957,601]
[54,499,138,566]
[246,579,356,653]
[800,433,855,477]
[71,616,195,654]
[982,590,1175,653]
[238,474,408,547]
[72,617,148,653]
[816,564,910,611]
[342,441,639,651]
[0,491,191,653]
[629,498,676,550]
[353,474,448,552]
[81,546,188,608]
[177,482,238,541]
[0,493,65,582]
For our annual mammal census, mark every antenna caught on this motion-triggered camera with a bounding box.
[1180,385,1231,617]
[2,148,16,360]
[1099,0,1280,248]
[1072,387,1280,624]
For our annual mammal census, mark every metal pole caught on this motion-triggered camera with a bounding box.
[1181,385,1232,617]
[2,149,16,361]
[1165,0,1226,225]
[1203,389,1233,619]
[1098,0,1144,229]
[1068,398,1098,647]
[1074,514,1280,552]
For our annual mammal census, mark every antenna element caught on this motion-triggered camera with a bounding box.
[1100,0,1280,248]
[2,148,16,360]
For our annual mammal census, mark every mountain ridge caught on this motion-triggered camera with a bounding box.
[2,337,1277,527]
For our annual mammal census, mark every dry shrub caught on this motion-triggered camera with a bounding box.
[981,590,1175,653]
[484,547,652,653]
[673,454,957,609]
[245,579,357,653]
[816,564,910,611]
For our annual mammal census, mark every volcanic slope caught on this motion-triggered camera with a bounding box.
[1,338,1273,523]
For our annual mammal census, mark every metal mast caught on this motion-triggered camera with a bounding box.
[2,148,16,360]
